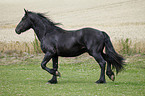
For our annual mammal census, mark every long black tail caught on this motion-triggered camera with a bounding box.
[102,32,125,74]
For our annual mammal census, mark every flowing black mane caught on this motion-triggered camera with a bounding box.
[28,11,61,27]
[27,11,64,35]
[37,12,61,26]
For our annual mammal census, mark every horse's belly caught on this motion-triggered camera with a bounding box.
[57,47,87,57]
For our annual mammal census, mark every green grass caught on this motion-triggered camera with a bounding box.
[0,54,145,96]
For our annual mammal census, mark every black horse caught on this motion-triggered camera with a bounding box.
[15,9,124,84]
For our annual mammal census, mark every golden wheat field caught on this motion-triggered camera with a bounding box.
[0,0,145,53]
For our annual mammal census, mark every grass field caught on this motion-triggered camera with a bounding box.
[0,54,145,96]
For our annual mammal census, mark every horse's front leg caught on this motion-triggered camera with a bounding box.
[41,52,55,76]
[48,56,61,84]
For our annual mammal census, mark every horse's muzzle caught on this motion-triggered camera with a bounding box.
[15,28,21,34]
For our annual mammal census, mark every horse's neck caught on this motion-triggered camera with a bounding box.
[32,20,52,42]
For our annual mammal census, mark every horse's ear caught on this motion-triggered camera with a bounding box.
[24,8,28,15]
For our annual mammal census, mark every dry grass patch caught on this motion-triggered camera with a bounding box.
[0,38,145,57]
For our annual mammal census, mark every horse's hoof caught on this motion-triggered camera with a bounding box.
[56,71,61,77]
[106,71,115,81]
[95,80,106,84]
[47,80,57,84]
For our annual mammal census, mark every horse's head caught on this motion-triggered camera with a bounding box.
[15,9,32,34]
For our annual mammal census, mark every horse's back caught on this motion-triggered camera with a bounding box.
[82,27,104,37]
[61,27,105,51]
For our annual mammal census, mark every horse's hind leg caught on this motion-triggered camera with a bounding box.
[102,53,115,81]
[106,62,115,81]
[90,52,106,83]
